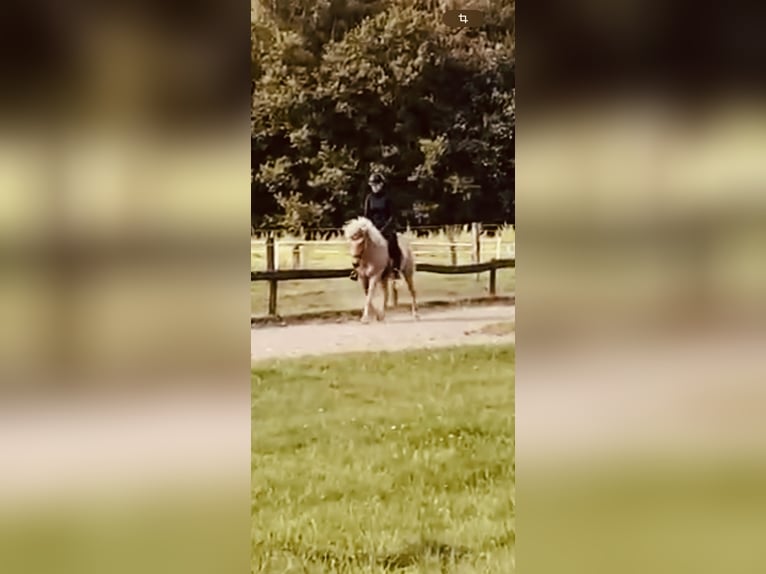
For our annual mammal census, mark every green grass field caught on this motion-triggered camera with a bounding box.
[252,345,515,573]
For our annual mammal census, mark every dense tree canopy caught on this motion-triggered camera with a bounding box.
[252,0,514,232]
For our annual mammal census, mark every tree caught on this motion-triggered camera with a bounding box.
[252,0,515,231]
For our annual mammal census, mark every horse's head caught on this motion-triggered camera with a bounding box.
[349,233,366,259]
[343,217,369,259]
[344,216,389,272]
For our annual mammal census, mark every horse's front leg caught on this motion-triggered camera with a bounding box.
[361,275,378,324]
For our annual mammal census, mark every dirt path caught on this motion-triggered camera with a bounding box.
[251,304,515,361]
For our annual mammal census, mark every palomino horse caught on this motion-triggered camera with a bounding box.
[343,217,419,323]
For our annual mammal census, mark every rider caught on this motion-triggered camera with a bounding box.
[350,172,402,281]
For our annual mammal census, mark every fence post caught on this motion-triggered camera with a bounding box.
[472,222,481,280]
[292,244,301,269]
[447,227,457,266]
[266,232,278,316]
[489,262,497,297]
[273,236,280,270]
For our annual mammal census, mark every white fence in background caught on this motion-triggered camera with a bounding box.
[251,224,515,270]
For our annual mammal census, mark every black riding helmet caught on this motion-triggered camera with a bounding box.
[368,172,386,186]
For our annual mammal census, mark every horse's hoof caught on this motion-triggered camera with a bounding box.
[360,316,370,324]
[413,312,420,321]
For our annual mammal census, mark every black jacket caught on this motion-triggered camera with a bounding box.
[363,192,396,234]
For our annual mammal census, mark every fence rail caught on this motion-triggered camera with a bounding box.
[252,255,515,317]
[252,222,514,269]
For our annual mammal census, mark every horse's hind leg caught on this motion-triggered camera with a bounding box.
[377,277,388,321]
[404,272,419,320]
[390,279,399,309]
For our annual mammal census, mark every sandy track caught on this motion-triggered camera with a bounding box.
[251,304,515,361]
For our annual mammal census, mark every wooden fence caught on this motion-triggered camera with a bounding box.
[251,223,514,269]
[252,231,515,316]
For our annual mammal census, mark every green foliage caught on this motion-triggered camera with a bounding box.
[252,0,515,231]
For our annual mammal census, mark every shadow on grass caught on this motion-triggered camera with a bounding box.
[268,539,473,571]
[379,540,471,570]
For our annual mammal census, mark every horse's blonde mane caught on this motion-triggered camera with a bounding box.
[343,217,388,248]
